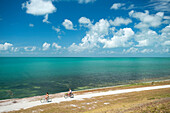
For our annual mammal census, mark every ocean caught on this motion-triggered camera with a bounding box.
[0,57,170,100]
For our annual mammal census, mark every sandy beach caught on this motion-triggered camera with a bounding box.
[0,81,170,113]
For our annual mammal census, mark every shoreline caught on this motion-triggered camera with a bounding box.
[0,77,170,101]
[74,78,170,92]
[0,80,170,112]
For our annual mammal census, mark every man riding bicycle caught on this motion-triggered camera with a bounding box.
[64,88,74,99]
[68,88,72,96]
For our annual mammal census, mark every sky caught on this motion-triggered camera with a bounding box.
[0,0,170,57]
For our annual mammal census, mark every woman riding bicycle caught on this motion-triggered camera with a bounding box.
[45,92,49,100]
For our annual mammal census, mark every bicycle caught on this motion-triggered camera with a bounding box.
[64,93,74,99]
[40,97,52,103]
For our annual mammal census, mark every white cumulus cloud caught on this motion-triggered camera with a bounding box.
[43,14,50,23]
[29,23,34,27]
[78,0,96,4]
[162,48,169,53]
[162,41,170,46]
[52,26,60,33]
[79,17,92,27]
[69,18,136,52]
[42,42,50,51]
[123,47,139,54]
[136,39,150,47]
[0,42,13,51]
[132,24,170,54]
[12,47,19,52]
[109,17,132,26]
[161,24,170,35]
[129,10,164,28]
[52,43,62,50]
[141,49,154,53]
[22,0,56,15]
[62,19,75,30]
[24,46,36,51]
[135,29,159,47]
[110,3,125,10]
[164,16,170,20]
[68,12,170,54]
[68,19,110,52]
[99,28,134,48]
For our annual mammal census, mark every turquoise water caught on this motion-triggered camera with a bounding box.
[0,57,170,99]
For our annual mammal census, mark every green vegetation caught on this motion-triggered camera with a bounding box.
[140,102,170,113]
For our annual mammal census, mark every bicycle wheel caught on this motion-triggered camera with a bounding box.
[64,95,68,99]
[48,98,52,102]
[40,98,45,103]
[70,94,74,98]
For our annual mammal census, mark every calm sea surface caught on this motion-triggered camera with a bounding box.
[0,57,170,99]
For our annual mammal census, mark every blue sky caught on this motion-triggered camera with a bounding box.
[0,0,170,57]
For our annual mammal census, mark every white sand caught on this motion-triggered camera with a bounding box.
[0,85,170,112]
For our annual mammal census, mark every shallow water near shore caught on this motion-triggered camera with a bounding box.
[0,57,170,100]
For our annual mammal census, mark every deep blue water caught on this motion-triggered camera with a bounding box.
[0,57,170,99]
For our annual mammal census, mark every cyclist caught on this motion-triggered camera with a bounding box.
[45,92,49,100]
[68,88,72,96]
